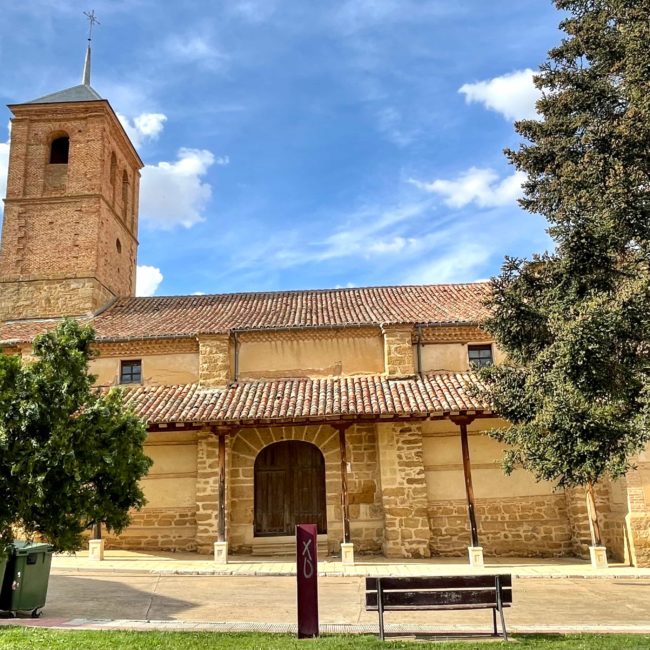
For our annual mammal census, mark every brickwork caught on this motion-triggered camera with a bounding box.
[198,334,231,388]
[382,326,415,378]
[377,422,431,558]
[0,99,140,321]
[195,432,222,553]
[428,495,573,557]
[103,507,197,552]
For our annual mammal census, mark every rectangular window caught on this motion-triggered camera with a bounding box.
[120,359,142,384]
[468,344,493,368]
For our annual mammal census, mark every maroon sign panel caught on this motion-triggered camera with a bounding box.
[296,523,319,638]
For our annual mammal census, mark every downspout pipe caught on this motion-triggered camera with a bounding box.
[233,331,240,383]
[416,324,423,379]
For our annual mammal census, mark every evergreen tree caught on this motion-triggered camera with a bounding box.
[0,320,152,551]
[479,0,650,546]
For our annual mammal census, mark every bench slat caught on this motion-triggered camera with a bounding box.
[366,575,512,590]
[366,589,510,609]
[366,603,513,612]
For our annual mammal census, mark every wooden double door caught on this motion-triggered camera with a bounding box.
[254,440,327,537]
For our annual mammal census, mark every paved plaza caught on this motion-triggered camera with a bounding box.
[1,552,649,635]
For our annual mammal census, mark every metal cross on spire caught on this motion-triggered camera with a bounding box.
[81,10,100,85]
[83,10,100,43]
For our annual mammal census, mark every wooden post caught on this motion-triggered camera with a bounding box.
[337,424,351,544]
[585,483,603,547]
[218,432,227,543]
[453,416,479,548]
[92,522,102,540]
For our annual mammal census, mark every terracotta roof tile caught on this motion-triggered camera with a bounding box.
[0,283,489,343]
[120,371,489,426]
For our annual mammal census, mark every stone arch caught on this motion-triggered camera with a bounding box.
[229,425,342,553]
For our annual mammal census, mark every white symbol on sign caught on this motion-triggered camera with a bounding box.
[302,538,314,579]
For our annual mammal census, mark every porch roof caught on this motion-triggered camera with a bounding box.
[121,371,491,427]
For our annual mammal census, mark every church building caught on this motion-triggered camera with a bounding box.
[1,53,648,568]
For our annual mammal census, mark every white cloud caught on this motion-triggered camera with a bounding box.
[404,242,491,284]
[117,112,167,149]
[215,155,230,166]
[0,122,11,212]
[409,168,525,209]
[164,35,229,72]
[459,69,540,121]
[140,148,215,229]
[136,265,164,297]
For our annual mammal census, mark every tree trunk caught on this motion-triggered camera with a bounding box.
[585,483,602,547]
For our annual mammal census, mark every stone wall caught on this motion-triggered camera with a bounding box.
[382,326,415,377]
[342,423,383,552]
[0,277,115,320]
[625,456,650,567]
[104,507,196,551]
[198,334,231,388]
[376,422,431,558]
[195,432,222,553]
[428,494,573,557]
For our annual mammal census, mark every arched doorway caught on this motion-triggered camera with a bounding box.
[254,440,327,537]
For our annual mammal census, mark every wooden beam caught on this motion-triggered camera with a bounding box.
[335,424,351,544]
[451,416,479,548]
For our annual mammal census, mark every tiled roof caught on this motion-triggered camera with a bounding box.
[121,372,490,426]
[0,283,489,343]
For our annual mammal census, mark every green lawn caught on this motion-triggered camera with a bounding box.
[0,630,649,650]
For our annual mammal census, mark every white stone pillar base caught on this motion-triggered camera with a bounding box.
[468,546,484,568]
[589,545,608,569]
[341,542,355,565]
[214,541,228,564]
[88,539,105,562]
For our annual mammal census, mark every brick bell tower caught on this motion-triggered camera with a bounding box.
[0,40,142,321]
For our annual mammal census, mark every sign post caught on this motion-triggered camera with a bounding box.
[296,523,319,638]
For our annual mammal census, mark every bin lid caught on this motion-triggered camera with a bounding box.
[11,540,54,555]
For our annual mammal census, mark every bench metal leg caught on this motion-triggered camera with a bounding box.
[495,575,508,641]
[377,579,385,641]
[492,607,497,636]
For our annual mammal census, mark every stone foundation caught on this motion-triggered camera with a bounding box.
[103,507,197,552]
[428,494,572,557]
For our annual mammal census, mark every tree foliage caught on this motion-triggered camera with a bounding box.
[479,1,650,503]
[0,320,152,551]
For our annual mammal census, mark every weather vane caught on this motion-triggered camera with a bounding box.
[83,9,100,43]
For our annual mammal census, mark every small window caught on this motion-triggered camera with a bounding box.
[120,360,142,384]
[110,152,117,186]
[122,170,129,217]
[468,344,493,368]
[50,136,69,164]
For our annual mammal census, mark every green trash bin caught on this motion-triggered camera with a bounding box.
[0,541,53,617]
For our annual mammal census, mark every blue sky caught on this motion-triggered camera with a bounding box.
[0,1,561,297]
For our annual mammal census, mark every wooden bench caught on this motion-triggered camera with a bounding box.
[365,575,512,641]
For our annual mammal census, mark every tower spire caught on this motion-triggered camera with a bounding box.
[82,10,100,86]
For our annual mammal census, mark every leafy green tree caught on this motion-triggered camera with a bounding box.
[0,320,152,551]
[479,0,650,546]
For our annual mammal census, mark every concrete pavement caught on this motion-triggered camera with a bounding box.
[0,570,647,636]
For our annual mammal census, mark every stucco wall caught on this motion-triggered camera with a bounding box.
[418,342,507,373]
[91,352,199,386]
[238,332,384,379]
[422,418,573,557]
[105,431,198,551]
